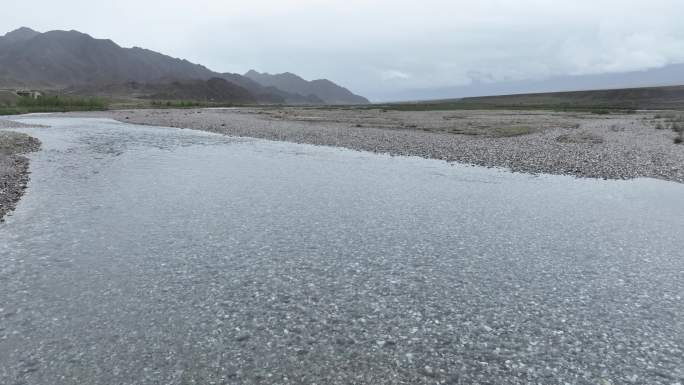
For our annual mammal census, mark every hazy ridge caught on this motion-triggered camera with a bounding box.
[0,27,368,105]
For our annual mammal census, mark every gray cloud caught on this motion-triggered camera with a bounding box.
[2,0,683,101]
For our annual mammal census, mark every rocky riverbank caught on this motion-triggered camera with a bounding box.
[0,120,41,221]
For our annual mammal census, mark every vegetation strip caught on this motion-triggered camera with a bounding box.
[0,95,107,116]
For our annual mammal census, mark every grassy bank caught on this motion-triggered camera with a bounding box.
[0,95,108,115]
[103,98,246,110]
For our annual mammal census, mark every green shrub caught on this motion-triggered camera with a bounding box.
[0,107,24,116]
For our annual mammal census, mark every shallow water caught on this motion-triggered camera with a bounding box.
[1,117,683,384]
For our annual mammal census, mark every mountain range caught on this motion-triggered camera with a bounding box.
[244,70,370,105]
[382,64,684,102]
[0,27,369,105]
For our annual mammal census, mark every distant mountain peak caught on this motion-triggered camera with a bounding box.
[42,29,95,39]
[2,27,40,42]
[6,26,38,34]
[245,70,369,105]
[280,71,304,78]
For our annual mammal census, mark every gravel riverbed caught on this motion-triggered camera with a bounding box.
[70,107,684,183]
[0,119,41,221]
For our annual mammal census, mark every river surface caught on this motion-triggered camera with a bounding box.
[1,117,683,385]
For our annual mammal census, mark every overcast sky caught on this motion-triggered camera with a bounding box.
[3,0,684,101]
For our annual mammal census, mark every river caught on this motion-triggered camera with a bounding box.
[1,117,682,384]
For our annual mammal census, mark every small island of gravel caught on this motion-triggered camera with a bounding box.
[0,120,41,221]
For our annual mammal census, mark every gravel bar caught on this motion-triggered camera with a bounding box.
[69,107,684,183]
[0,119,42,221]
